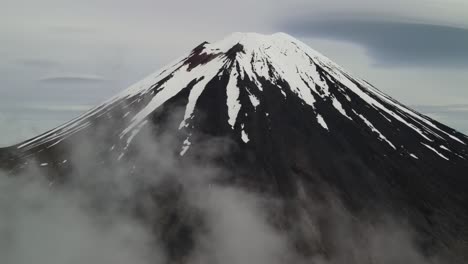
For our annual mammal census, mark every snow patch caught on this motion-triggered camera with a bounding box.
[332,97,351,120]
[241,130,250,143]
[249,94,260,109]
[354,110,396,150]
[123,120,148,151]
[180,138,192,156]
[422,143,449,161]
[440,145,452,152]
[316,114,329,131]
[226,69,242,128]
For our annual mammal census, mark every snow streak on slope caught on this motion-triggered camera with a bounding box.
[226,66,242,129]
[15,32,467,161]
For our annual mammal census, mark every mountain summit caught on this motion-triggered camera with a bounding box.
[7,32,468,159]
[2,32,468,260]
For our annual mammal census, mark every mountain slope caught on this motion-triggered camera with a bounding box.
[2,32,468,260]
[6,33,468,161]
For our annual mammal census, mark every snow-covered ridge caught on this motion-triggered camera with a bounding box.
[15,32,467,161]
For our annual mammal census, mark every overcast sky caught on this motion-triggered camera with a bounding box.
[1,0,468,146]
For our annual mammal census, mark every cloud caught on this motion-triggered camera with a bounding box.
[0,172,160,264]
[281,19,468,67]
[0,106,462,263]
[38,74,108,84]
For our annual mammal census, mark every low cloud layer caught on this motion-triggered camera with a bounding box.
[0,110,461,263]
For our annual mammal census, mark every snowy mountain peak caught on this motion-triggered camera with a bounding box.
[12,32,467,162]
[3,33,468,261]
[204,32,307,52]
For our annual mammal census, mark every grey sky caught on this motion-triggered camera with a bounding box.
[1,0,468,146]
[282,19,468,67]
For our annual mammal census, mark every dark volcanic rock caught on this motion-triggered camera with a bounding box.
[1,32,468,262]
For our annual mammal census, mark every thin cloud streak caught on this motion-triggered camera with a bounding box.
[38,74,108,84]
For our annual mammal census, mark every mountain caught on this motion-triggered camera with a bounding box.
[2,32,468,261]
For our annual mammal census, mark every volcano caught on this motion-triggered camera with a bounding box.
[1,32,468,261]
